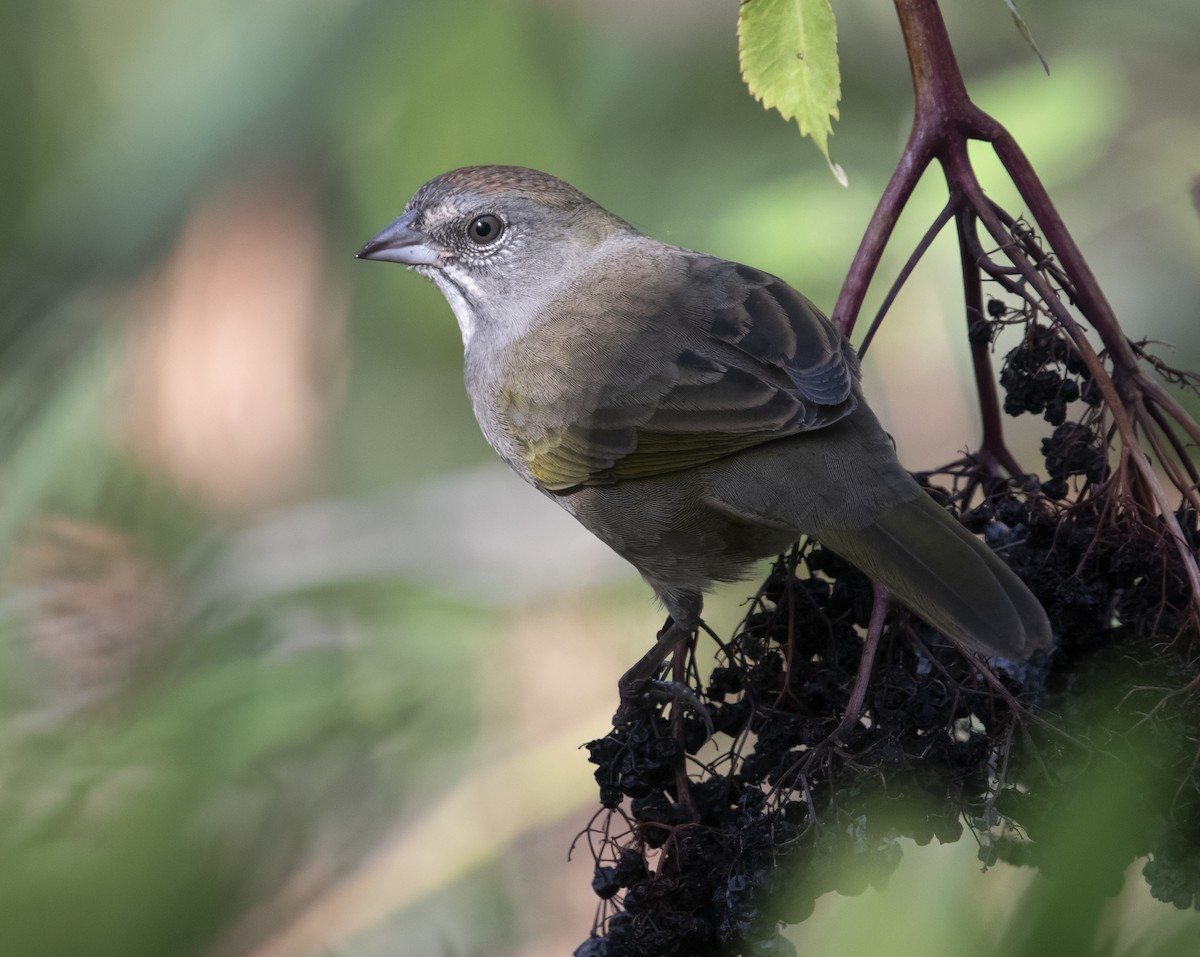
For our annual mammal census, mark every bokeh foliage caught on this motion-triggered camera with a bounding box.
[1,1,1199,955]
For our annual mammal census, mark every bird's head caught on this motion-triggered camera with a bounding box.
[358,166,631,346]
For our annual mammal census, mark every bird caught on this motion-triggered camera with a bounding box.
[357,165,1051,703]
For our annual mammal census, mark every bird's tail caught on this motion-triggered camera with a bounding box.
[816,491,1051,658]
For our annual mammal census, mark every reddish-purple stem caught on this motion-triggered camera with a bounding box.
[831,0,1200,623]
[836,0,1133,381]
[955,208,1025,478]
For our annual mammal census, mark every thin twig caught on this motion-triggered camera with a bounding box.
[858,198,958,357]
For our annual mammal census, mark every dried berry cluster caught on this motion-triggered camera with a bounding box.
[997,321,1100,428]
[961,486,1195,656]
[993,320,1109,499]
[576,544,1030,957]
[573,314,1200,957]
[577,571,997,956]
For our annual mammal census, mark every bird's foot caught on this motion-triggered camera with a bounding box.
[613,677,712,735]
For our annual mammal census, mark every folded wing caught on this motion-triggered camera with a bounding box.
[506,256,860,492]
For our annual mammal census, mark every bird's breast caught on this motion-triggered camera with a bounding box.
[463,348,546,487]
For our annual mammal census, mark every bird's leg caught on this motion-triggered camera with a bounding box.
[612,617,703,817]
[832,582,891,741]
[617,617,683,694]
[669,636,700,820]
[614,618,705,729]
[613,617,689,726]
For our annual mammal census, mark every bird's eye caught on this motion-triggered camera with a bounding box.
[466,214,504,245]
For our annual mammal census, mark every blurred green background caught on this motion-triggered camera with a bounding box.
[1,1,1198,955]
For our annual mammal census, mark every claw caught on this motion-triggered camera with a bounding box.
[613,678,713,738]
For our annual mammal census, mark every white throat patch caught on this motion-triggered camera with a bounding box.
[430,270,481,348]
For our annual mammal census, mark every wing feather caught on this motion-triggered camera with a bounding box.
[503,253,860,492]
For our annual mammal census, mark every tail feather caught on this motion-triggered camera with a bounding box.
[817,492,1051,657]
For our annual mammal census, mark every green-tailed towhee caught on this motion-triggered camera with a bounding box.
[358,165,1051,666]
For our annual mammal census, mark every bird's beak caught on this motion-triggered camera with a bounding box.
[356,210,441,265]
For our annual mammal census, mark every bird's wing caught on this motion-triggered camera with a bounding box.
[505,256,860,492]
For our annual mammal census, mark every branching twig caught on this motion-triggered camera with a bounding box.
[830,0,1200,632]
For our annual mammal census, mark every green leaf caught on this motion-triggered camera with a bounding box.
[738,0,845,184]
